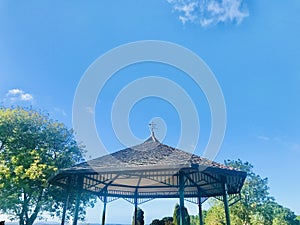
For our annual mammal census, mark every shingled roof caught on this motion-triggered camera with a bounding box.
[49,136,246,199]
[64,136,237,172]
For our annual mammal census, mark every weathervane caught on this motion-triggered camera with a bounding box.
[148,121,157,138]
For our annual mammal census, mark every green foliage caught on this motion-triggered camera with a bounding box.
[132,207,144,225]
[189,215,198,225]
[269,202,299,225]
[204,203,226,225]
[150,217,173,225]
[162,217,174,225]
[173,204,190,225]
[225,159,273,224]
[203,159,299,225]
[0,107,95,225]
[190,211,207,225]
[189,214,202,225]
[150,219,164,225]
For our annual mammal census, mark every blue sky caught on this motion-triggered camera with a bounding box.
[1,0,300,223]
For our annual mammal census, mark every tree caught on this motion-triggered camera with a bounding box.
[150,219,164,225]
[225,159,273,225]
[162,216,173,225]
[204,159,299,225]
[150,217,173,225]
[132,207,144,225]
[0,107,95,225]
[269,202,299,225]
[173,204,190,225]
[190,212,207,225]
[204,200,232,225]
[189,215,198,225]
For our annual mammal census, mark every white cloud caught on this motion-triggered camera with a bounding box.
[258,135,271,141]
[20,93,33,101]
[257,135,300,154]
[167,0,249,27]
[5,88,34,102]
[174,2,198,24]
[257,135,281,142]
[7,89,23,95]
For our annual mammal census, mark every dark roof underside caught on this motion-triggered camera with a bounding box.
[50,137,247,200]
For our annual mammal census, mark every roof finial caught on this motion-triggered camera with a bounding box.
[148,121,157,140]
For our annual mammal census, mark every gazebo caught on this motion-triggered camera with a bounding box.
[49,133,246,225]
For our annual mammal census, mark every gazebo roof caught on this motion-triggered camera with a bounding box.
[50,136,247,200]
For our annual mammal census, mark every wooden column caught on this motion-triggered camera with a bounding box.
[223,182,231,225]
[61,187,70,225]
[134,194,138,225]
[179,170,185,225]
[73,176,83,225]
[197,195,204,225]
[101,194,107,225]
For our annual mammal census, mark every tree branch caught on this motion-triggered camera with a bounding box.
[27,189,45,225]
